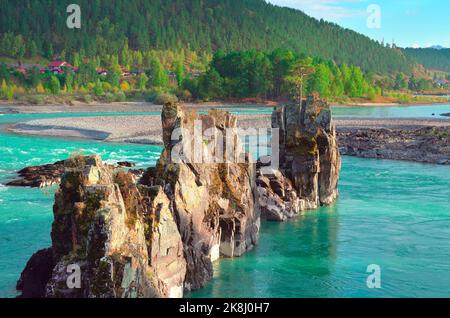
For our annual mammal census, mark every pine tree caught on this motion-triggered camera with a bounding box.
[285,57,315,104]
[175,59,185,86]
[151,58,169,88]
[138,72,149,91]
[107,64,122,87]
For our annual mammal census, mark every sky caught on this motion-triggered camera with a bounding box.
[267,0,450,48]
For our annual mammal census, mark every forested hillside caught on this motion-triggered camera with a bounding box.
[0,0,411,74]
[404,48,450,72]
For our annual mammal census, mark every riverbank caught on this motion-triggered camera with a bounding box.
[2,94,450,114]
[0,101,277,114]
[5,112,275,145]
[338,124,450,165]
[6,111,450,165]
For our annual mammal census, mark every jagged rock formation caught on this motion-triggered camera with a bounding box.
[16,248,55,298]
[147,102,260,291]
[16,98,339,297]
[17,102,259,297]
[258,93,341,221]
[17,155,186,298]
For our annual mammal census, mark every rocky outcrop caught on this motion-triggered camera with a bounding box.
[17,98,341,297]
[17,155,186,298]
[148,102,260,291]
[6,160,139,188]
[17,102,259,297]
[6,160,66,188]
[338,126,450,165]
[258,93,341,221]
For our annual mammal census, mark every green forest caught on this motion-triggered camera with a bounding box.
[404,48,450,72]
[0,0,449,105]
[0,0,415,74]
[186,50,381,101]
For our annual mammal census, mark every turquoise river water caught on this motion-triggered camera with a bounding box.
[0,105,449,298]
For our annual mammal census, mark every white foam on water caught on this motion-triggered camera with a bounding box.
[0,147,13,154]
[104,159,118,165]
[138,161,158,167]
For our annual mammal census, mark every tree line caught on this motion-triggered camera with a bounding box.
[1,46,439,104]
[184,49,383,101]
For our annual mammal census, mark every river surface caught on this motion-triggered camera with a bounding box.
[0,106,449,298]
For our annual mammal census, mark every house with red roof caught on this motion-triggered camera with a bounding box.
[47,60,76,75]
[14,67,27,74]
[48,61,67,68]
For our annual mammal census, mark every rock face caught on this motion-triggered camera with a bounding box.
[149,102,260,291]
[258,93,341,221]
[17,155,186,298]
[16,248,55,298]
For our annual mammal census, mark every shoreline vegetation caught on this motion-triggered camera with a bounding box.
[1,79,449,108]
[1,46,450,110]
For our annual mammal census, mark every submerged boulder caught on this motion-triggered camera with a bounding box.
[259,93,341,221]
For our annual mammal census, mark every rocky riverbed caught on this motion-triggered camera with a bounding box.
[335,119,450,165]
